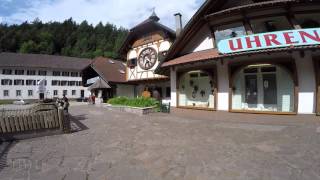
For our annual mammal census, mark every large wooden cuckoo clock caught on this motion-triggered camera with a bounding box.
[138,48,157,70]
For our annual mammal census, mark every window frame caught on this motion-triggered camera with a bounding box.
[3,90,9,97]
[28,90,33,97]
[16,90,22,97]
[2,69,12,75]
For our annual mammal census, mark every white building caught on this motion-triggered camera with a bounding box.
[0,53,92,101]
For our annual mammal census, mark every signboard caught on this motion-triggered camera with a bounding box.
[217,28,320,54]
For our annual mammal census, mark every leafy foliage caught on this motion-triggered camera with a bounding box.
[107,97,160,108]
[0,18,128,59]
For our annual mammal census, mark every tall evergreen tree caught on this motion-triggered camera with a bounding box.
[0,18,128,59]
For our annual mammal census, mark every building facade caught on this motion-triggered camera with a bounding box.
[0,53,91,100]
[82,57,129,102]
[157,0,320,115]
[118,12,176,102]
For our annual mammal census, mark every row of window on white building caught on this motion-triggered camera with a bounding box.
[3,89,80,97]
[2,69,81,77]
[1,79,83,86]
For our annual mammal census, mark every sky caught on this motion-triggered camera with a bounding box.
[0,0,205,29]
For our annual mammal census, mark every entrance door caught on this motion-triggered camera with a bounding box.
[245,75,258,106]
[263,74,277,105]
[39,93,44,100]
[81,90,85,98]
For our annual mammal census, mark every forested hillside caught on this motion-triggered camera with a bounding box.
[0,18,128,59]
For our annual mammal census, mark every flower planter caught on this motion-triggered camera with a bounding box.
[102,103,157,115]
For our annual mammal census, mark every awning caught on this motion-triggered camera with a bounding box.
[161,45,320,68]
[88,78,111,91]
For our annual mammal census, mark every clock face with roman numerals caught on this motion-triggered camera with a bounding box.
[138,48,157,70]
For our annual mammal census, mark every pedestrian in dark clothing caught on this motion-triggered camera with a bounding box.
[63,94,70,113]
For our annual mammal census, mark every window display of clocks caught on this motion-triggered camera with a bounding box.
[138,48,158,70]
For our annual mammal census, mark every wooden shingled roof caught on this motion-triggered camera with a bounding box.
[88,57,127,83]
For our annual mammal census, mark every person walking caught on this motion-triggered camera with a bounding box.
[63,94,70,113]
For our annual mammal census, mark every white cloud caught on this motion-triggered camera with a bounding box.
[3,0,203,29]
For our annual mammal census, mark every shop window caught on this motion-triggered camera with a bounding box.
[214,23,246,44]
[296,13,320,28]
[250,16,292,33]
[178,70,215,109]
[231,64,294,112]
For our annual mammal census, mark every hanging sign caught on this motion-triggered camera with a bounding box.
[217,28,320,54]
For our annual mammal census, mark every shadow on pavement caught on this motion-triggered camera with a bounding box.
[69,114,89,132]
[0,141,15,173]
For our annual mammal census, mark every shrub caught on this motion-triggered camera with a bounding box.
[107,97,159,108]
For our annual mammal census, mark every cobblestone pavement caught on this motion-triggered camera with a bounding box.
[1,105,320,180]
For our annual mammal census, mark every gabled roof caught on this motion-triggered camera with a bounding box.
[118,12,176,59]
[88,57,127,83]
[0,52,92,71]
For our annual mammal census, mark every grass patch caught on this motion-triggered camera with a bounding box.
[107,97,160,108]
[0,100,12,105]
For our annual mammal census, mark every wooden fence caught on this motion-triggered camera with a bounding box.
[0,103,70,136]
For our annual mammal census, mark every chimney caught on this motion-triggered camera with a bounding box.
[174,13,183,36]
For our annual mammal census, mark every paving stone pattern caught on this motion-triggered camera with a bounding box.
[1,105,320,180]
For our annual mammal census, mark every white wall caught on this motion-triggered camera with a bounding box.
[181,25,214,54]
[170,67,177,107]
[293,51,316,114]
[0,67,90,100]
[217,61,229,111]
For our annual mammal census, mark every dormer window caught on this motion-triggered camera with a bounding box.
[251,16,291,33]
[296,13,320,28]
[214,23,246,45]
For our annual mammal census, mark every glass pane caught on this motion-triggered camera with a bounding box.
[232,65,294,112]
[179,70,215,109]
[250,16,292,33]
[296,13,320,28]
[214,23,246,44]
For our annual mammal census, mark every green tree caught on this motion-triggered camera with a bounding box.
[19,40,38,53]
